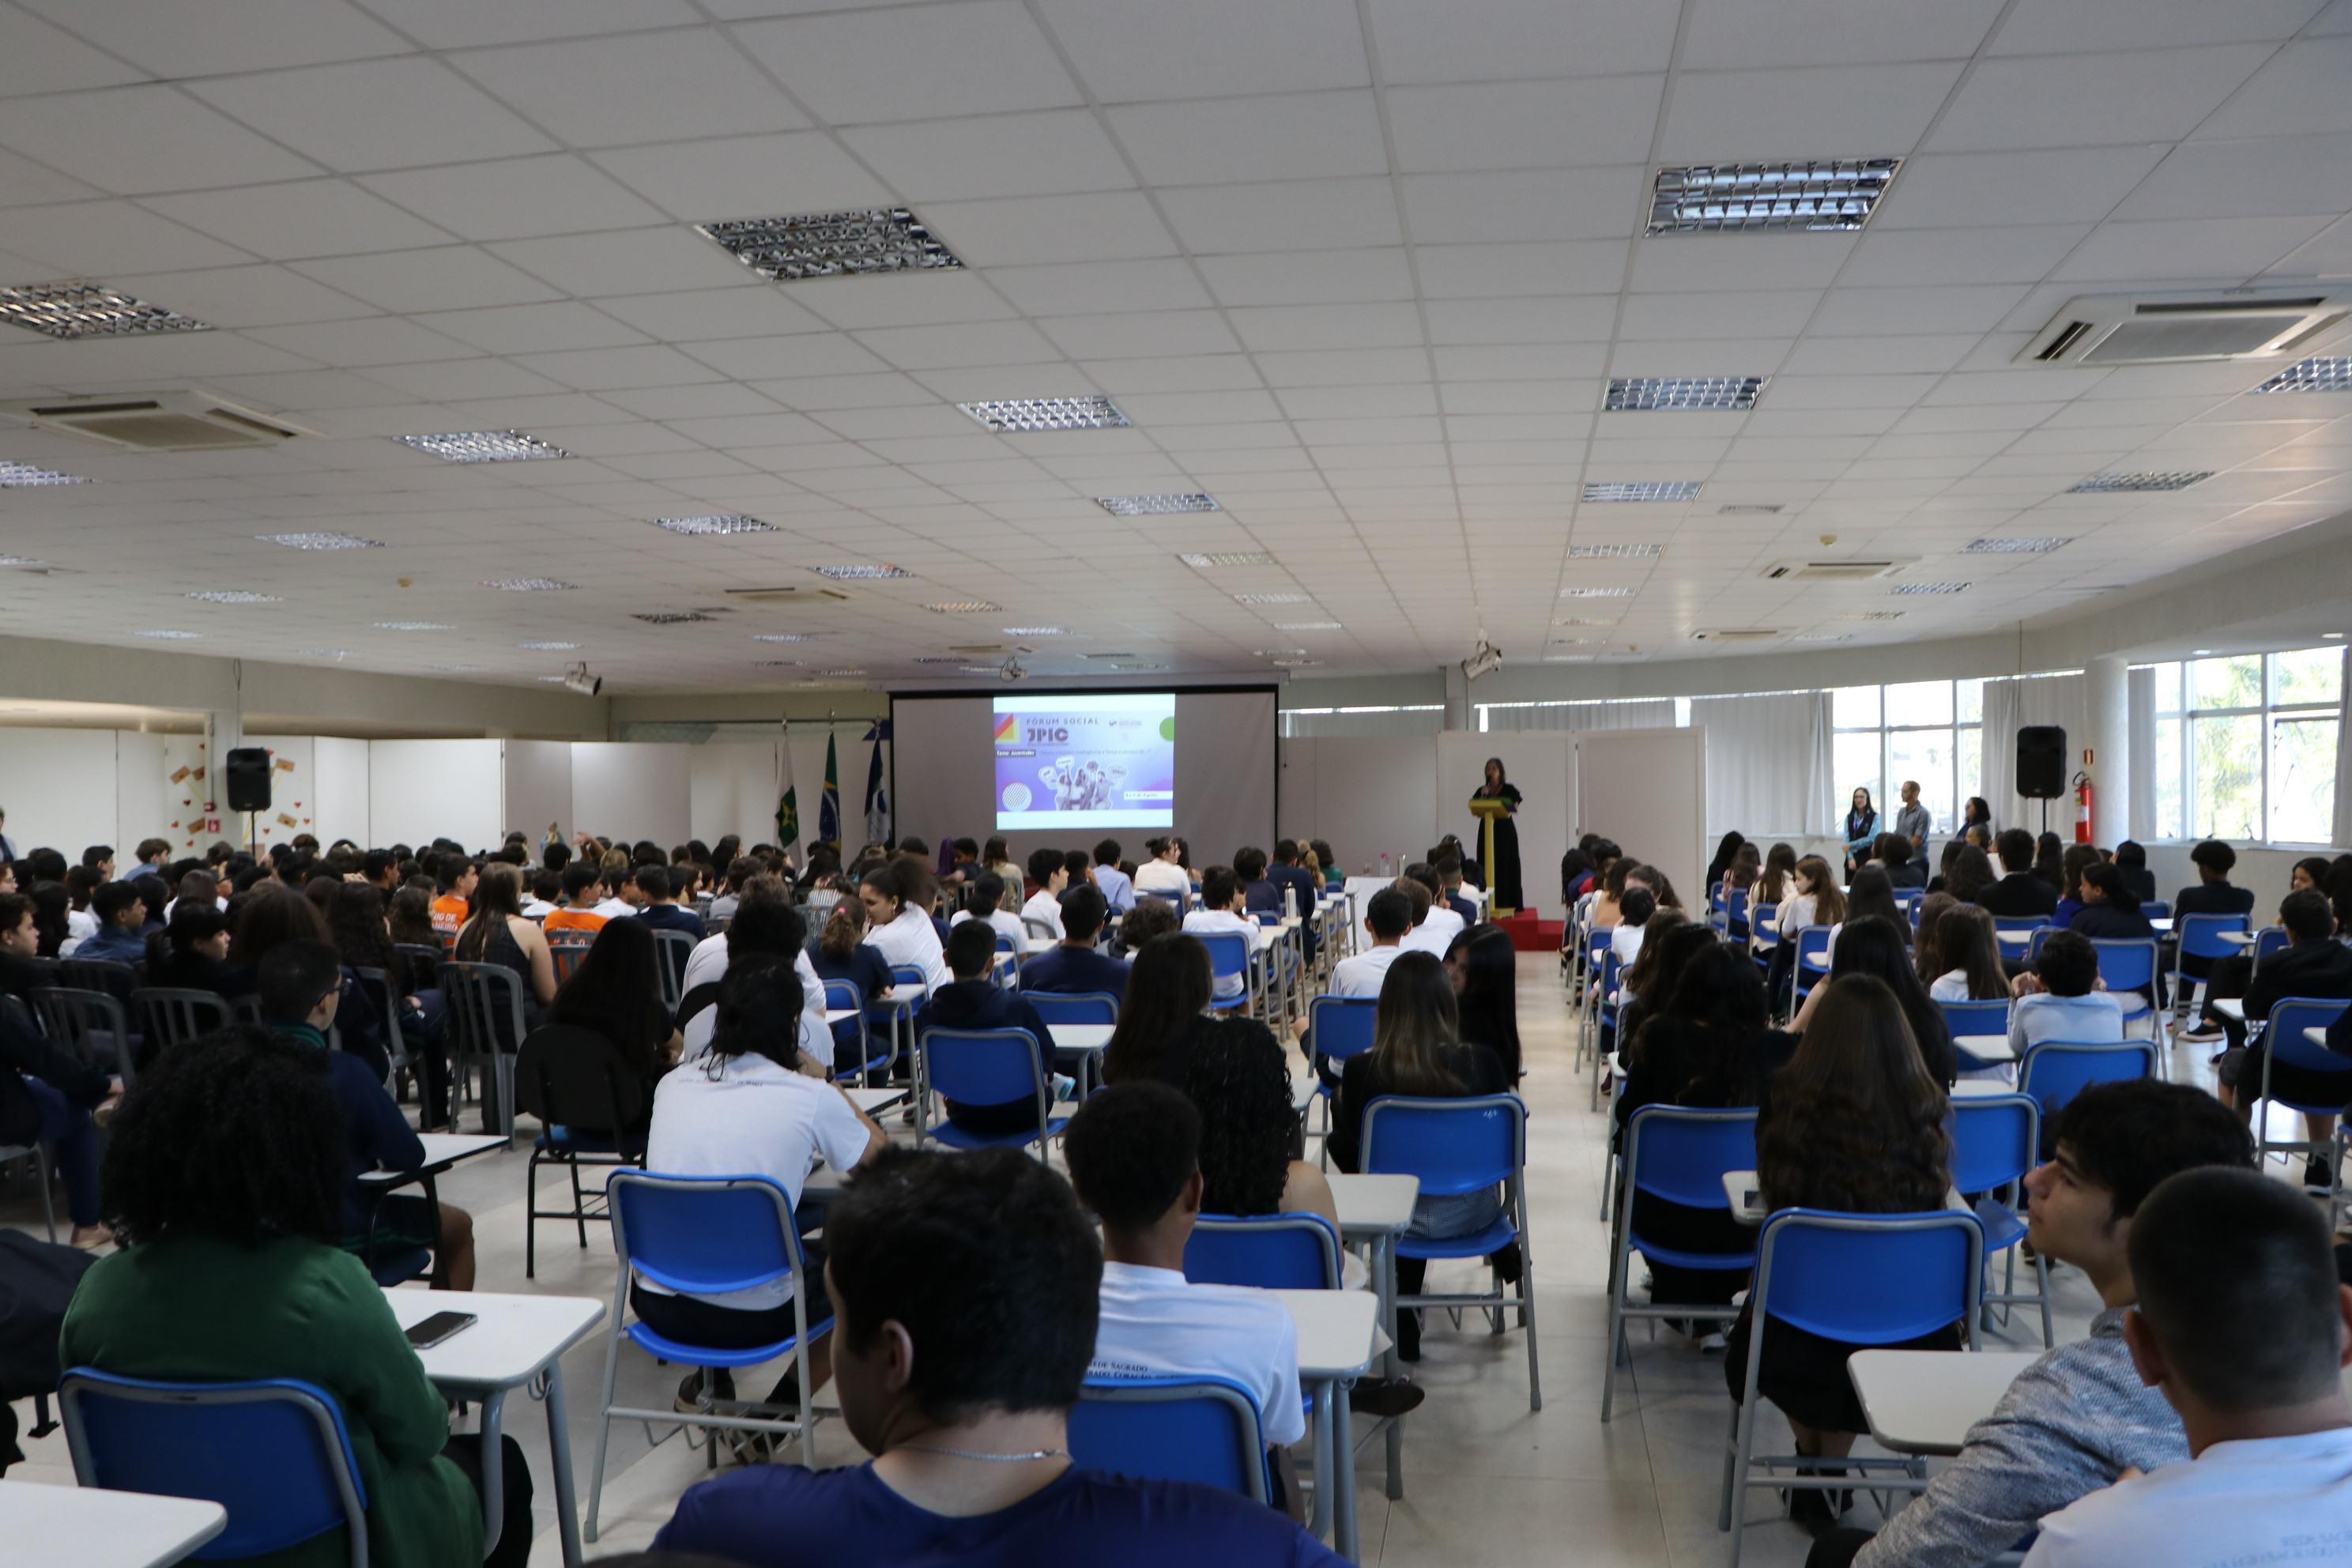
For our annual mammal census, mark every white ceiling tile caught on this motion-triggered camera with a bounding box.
[2051,215,2336,281]
[411,302,650,354]
[358,357,572,401]
[190,59,556,173]
[1434,344,1609,381]
[1662,62,1964,162]
[243,316,477,366]
[1400,168,1648,243]
[1427,296,1616,344]
[841,112,1134,204]
[1195,249,1412,307]
[852,320,1065,370]
[1839,224,2093,286]
[489,227,757,296]
[1629,232,1858,292]
[1988,0,2328,54]
[0,146,100,209]
[107,264,379,330]
[449,32,808,145]
[1926,45,2275,153]
[1035,0,1367,103]
[1385,77,1664,174]
[6,199,259,275]
[143,179,465,262]
[589,285,834,341]
[734,2,1083,124]
[1156,179,1402,255]
[21,0,405,74]
[1872,145,2168,228]
[1619,289,1822,340]
[291,246,563,314]
[2193,38,2352,139]
[0,86,322,195]
[349,0,703,48]
[358,156,670,242]
[1415,240,1627,299]
[1681,0,2004,67]
[1815,283,2030,335]
[1366,0,1678,83]
[1105,92,1386,186]
[1226,303,1423,353]
[588,134,879,224]
[2113,133,2352,220]
[2271,214,2352,278]
[1779,334,1982,375]
[1038,310,1242,360]
[914,192,1178,266]
[1074,354,1265,393]
[0,6,148,96]
[986,259,1213,318]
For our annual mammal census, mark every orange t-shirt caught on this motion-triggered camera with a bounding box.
[430,893,469,936]
[542,907,609,934]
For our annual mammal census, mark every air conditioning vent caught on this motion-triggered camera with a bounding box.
[1694,628,1784,642]
[722,585,850,605]
[0,389,316,450]
[2018,290,2352,367]
[1762,558,1915,581]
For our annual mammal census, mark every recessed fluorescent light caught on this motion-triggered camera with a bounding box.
[1794,633,1853,643]
[2192,649,2213,656]
[0,281,209,339]
[959,665,1000,675]
[1113,662,1168,672]
[1234,592,1308,605]
[1962,537,2071,554]
[1648,160,1900,234]
[756,660,804,669]
[1270,658,1322,668]
[258,531,380,550]
[1606,376,1766,412]
[1845,610,1905,621]
[397,429,567,463]
[925,601,999,614]
[375,621,451,631]
[1082,652,1140,660]
[134,629,199,639]
[2067,471,2210,493]
[429,664,478,673]
[303,648,351,659]
[632,611,716,624]
[1254,648,1308,658]
[1002,626,1068,636]
[2324,631,2344,640]
[1551,637,1595,646]
[1583,481,1702,503]
[1566,543,1663,559]
[957,397,1129,432]
[535,674,568,683]
[1553,616,1607,627]
[1178,550,1273,568]
[1559,586,1634,599]
[651,514,773,536]
[187,591,281,604]
[815,667,867,677]
[1717,503,1783,515]
[1274,620,1342,631]
[1100,494,1218,516]
[1544,654,1596,662]
[2252,357,2352,394]
[1890,582,1968,596]
[482,577,576,592]
[812,564,910,580]
[0,555,41,567]
[0,460,90,487]
[913,656,967,664]
[696,209,961,281]
[752,632,814,643]
[518,640,577,650]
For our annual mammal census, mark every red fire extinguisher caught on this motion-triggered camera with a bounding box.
[2074,770,2094,845]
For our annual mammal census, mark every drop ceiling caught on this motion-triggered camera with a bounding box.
[0,0,2347,692]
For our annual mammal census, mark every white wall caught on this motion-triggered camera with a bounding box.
[115,731,168,854]
[0,727,122,859]
[1436,731,1571,920]
[1576,728,1709,910]
[1280,736,1440,880]
[689,742,780,850]
[314,737,371,847]
[368,740,503,850]
[502,741,574,847]
[571,742,691,848]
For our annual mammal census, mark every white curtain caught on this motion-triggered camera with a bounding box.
[2332,647,2352,849]
[1689,691,1834,839]
[1280,707,1444,738]
[1483,699,1674,733]
[1978,673,2086,835]
[2128,665,2158,846]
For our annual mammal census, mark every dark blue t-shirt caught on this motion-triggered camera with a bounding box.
[654,1461,1342,1568]
[1018,944,1132,1001]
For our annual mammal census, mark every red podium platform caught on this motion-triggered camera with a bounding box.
[1498,909,1562,952]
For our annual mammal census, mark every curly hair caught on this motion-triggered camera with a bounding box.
[1758,974,1950,1215]
[1182,1028,1298,1216]
[100,1026,345,1248]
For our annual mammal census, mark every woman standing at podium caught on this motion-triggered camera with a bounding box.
[1470,757,1522,914]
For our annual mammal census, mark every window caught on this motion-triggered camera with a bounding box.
[2146,647,2340,845]
[1832,679,1985,833]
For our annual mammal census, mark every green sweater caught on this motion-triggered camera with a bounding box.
[60,1232,482,1568]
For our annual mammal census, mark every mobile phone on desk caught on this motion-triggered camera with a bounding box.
[1743,1189,1761,1212]
[404,1310,477,1349]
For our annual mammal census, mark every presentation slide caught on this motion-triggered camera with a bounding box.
[993,693,1175,830]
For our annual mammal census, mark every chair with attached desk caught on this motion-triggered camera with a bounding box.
[516,1024,650,1280]
[2249,924,2290,971]
[438,962,529,1136]
[1185,1212,1344,1291]
[129,988,232,1069]
[649,929,695,1014]
[1302,995,1377,1158]
[1938,999,2012,1073]
[59,1369,370,1567]
[914,1026,1070,1159]
[1067,1374,1271,1504]
[2165,912,2250,1016]
[1788,925,1834,1015]
[2016,1039,2157,1152]
[1951,1093,2052,1348]
[586,1172,831,1543]
[1993,923,2045,966]
[1192,931,1257,1019]
[821,978,894,1086]
[1719,1208,1986,1567]
[2248,997,2352,1194]
[2089,938,2163,1046]
[1574,927,1611,1071]
[1604,1106,1758,1422]
[30,985,134,1088]
[1024,990,1119,1028]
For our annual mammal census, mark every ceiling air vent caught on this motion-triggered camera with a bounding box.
[1694,628,1784,642]
[722,585,850,605]
[1762,558,1915,582]
[2018,290,2352,368]
[0,389,316,451]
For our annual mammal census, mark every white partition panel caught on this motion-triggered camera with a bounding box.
[502,741,573,847]
[1436,731,1572,919]
[115,731,170,852]
[689,742,780,850]
[1574,727,1708,911]
[0,727,119,858]
[240,734,317,851]
[1286,736,1441,878]
[368,740,503,851]
[313,737,371,847]
[571,742,691,847]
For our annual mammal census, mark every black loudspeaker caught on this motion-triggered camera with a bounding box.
[2016,726,2067,799]
[224,747,273,812]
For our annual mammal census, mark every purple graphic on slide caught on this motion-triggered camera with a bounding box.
[993,695,1174,829]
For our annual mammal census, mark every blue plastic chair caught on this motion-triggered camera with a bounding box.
[1722,888,1751,942]
[1185,1212,1343,1291]
[60,1370,371,1565]
[2168,912,2250,1008]
[1951,1093,2052,1346]
[2017,1039,2156,1140]
[2089,939,2162,1037]
[1302,994,1377,1150]
[1790,924,1834,1010]
[1592,947,1626,1113]
[1993,922,2045,964]
[915,1026,1069,1155]
[865,963,925,1067]
[586,1172,831,1544]
[1719,1209,1984,1564]
[1069,1374,1270,1503]
[2250,925,2290,971]
[821,978,894,1083]
[1938,999,2012,1072]
[1194,931,1254,1013]
[1023,991,1119,1027]
[1604,1106,1758,1421]
[2251,998,2352,1182]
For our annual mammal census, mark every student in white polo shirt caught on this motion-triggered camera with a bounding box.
[1182,865,1276,1003]
[1020,847,1069,940]
[1065,1080,1307,1522]
[1389,876,1448,959]
[946,872,1028,950]
[1332,886,1412,997]
[1402,861,1464,954]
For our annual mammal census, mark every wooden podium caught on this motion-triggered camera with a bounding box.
[1468,795,1513,918]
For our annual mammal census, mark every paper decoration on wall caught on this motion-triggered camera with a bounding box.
[276,757,296,772]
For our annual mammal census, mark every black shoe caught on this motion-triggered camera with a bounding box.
[1351,1376,1427,1419]
[675,1369,736,1411]
[1488,1242,1524,1286]
[2305,1157,2337,1192]
[1787,1485,1851,1535]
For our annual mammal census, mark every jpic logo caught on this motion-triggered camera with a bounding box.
[993,713,1019,744]
[1025,724,1069,744]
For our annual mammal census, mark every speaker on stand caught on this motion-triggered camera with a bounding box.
[2016,726,2066,835]
[224,747,272,855]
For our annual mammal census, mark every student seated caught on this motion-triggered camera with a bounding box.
[948,871,1028,950]
[2111,839,2158,905]
[1105,933,1286,1093]
[2065,863,2154,945]
[1872,832,1925,891]
[2017,1167,2352,1567]
[1182,866,1277,1001]
[541,862,610,933]
[2213,888,2352,1187]
[74,880,147,965]
[653,1144,1340,1566]
[1237,846,1277,916]
[0,891,111,1247]
[914,921,1062,1137]
[1928,904,2010,1003]
[1091,839,1134,913]
[541,914,681,1099]
[257,940,477,1291]
[61,1027,532,1565]
[1332,886,1410,997]
[1974,830,2058,918]
[680,889,831,1072]
[628,865,707,939]
[1019,885,1131,1000]
[1268,839,1320,923]
[2169,840,2256,1025]
[1996,928,2124,1069]
[806,896,895,1061]
[1020,847,1069,940]
[145,900,247,996]
[858,858,949,995]
[428,852,476,937]
[1402,861,1464,953]
[1610,885,1657,967]
[1063,1082,1310,1520]
[1790,917,1955,1086]
[1812,1080,2255,1568]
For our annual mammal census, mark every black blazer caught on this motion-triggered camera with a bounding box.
[1883,860,1927,891]
[2069,903,2155,941]
[2245,940,2352,1024]
[1975,873,2058,919]
[2173,882,2256,921]
[2117,865,2158,903]
[1329,1041,1508,1174]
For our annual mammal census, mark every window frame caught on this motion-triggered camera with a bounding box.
[1830,679,1984,835]
[2146,648,2341,849]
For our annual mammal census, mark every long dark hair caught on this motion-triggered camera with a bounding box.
[1446,925,1521,1080]
[387,884,436,948]
[1103,933,1212,1084]
[1936,905,2009,1001]
[1913,891,1960,982]
[2033,831,2064,890]
[1182,1030,1297,1217]
[1945,844,1999,903]
[700,955,805,1074]
[1824,915,1952,1086]
[324,882,393,970]
[547,916,672,1068]
[454,864,523,961]
[233,886,331,972]
[1845,864,1905,943]
[1371,952,1464,1095]
[2082,861,2140,915]
[28,882,66,957]
[1757,842,1798,906]
[1759,975,1950,1214]
[1706,832,1746,890]
[1623,914,1708,1008]
[1629,940,1772,1104]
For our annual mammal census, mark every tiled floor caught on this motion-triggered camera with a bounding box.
[0,959,2317,1565]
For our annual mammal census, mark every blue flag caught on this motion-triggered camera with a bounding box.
[818,733,840,850]
[863,720,891,848]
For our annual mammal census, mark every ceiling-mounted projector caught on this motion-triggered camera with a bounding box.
[562,662,603,697]
[1000,656,1027,682]
[1461,640,1503,680]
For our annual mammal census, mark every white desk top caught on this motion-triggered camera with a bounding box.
[847,1085,910,1115]
[1291,1072,1317,1114]
[2150,917,2173,933]
[360,1131,507,1185]
[1849,1349,2044,1456]
[1270,1288,1378,1380]
[1023,937,1055,955]
[1050,1023,1115,1053]
[2214,997,2245,1022]
[824,1008,858,1024]
[0,1481,227,1568]
[2218,930,2257,948]
[1329,1173,1419,1235]
[1954,1034,2017,1065]
[387,1288,604,1390]
[1952,1078,2013,1099]
[2312,1027,2333,1048]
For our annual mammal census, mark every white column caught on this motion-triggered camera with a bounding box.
[2083,655,2130,845]
[1442,664,1472,730]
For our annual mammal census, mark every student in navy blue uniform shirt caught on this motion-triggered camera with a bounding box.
[628,865,707,940]
[1267,839,1320,921]
[914,921,1061,1137]
[75,880,149,965]
[1237,846,1280,916]
[806,896,897,1063]
[1018,885,1131,1001]
[652,1143,1340,1568]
